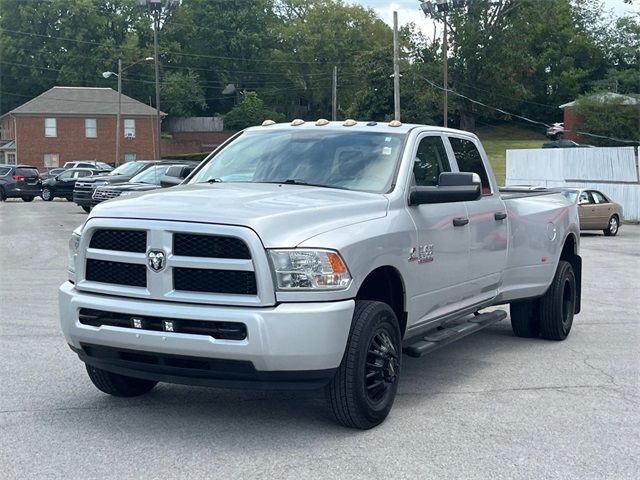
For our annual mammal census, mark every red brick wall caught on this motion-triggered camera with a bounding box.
[563,107,584,142]
[14,115,158,169]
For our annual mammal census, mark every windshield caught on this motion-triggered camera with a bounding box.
[130,165,170,184]
[562,190,579,203]
[188,130,405,193]
[110,162,148,176]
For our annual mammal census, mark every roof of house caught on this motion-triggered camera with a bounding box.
[560,92,640,109]
[2,86,164,117]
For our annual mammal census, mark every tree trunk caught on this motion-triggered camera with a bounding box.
[459,111,476,132]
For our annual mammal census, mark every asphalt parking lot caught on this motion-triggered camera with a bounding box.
[1,198,638,480]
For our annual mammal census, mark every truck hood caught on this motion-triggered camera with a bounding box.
[89,183,388,247]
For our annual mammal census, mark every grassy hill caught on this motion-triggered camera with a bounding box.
[475,123,547,185]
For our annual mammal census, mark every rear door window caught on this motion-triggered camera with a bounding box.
[590,191,608,203]
[448,137,492,194]
[0,167,10,176]
[413,136,451,186]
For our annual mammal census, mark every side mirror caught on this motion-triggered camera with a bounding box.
[160,175,182,188]
[409,172,481,205]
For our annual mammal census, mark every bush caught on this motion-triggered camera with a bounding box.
[224,92,285,130]
[572,93,640,146]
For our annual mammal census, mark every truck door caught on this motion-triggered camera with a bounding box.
[406,134,470,323]
[448,136,508,302]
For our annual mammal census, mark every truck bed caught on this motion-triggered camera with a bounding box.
[499,187,557,200]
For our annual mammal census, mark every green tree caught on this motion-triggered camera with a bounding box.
[160,70,206,117]
[224,91,284,130]
[572,94,640,146]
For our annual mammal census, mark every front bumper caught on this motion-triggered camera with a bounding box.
[59,282,354,387]
[73,189,94,207]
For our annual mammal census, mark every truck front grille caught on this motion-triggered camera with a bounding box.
[173,268,257,295]
[173,233,251,259]
[78,220,273,306]
[78,308,247,340]
[93,189,121,201]
[90,229,147,252]
[85,259,146,287]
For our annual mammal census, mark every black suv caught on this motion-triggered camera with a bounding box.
[0,164,42,202]
[73,160,171,212]
[91,163,197,207]
[41,167,110,201]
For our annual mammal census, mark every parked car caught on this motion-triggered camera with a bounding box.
[546,122,564,139]
[542,139,594,148]
[63,160,113,171]
[0,164,42,201]
[91,163,196,206]
[560,188,623,236]
[41,167,110,201]
[73,160,179,213]
[60,121,583,429]
[40,167,67,181]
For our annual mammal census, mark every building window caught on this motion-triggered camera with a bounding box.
[124,119,135,138]
[7,153,16,165]
[45,118,57,137]
[124,153,136,162]
[44,153,60,168]
[85,118,97,138]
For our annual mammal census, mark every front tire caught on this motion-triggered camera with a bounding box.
[603,215,619,236]
[326,300,401,429]
[0,188,6,201]
[82,205,91,213]
[85,364,157,397]
[41,187,54,201]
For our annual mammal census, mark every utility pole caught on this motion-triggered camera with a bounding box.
[393,11,400,121]
[332,66,337,121]
[443,16,448,127]
[152,10,161,159]
[419,1,465,128]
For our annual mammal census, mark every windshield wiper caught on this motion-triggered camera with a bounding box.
[262,179,349,190]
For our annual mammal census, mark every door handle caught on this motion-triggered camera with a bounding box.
[453,217,469,227]
[494,211,507,221]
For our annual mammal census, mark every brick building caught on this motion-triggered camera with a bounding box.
[0,86,160,169]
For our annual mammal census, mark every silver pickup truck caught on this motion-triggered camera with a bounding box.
[59,121,582,429]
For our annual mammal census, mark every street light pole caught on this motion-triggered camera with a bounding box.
[103,57,153,166]
[116,59,122,166]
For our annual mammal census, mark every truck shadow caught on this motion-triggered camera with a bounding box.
[53,320,560,437]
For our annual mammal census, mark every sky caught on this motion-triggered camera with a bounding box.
[349,0,639,41]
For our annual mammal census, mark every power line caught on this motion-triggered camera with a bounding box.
[422,76,640,144]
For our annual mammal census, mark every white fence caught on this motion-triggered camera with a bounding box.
[506,147,640,221]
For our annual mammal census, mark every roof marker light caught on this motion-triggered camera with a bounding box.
[389,120,402,127]
[291,119,305,126]
[316,118,330,126]
[262,120,276,126]
[343,119,357,127]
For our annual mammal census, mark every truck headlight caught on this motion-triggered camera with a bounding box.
[268,249,352,290]
[67,226,83,279]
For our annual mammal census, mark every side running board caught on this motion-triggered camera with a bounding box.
[403,309,507,358]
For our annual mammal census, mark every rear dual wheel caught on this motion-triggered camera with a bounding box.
[510,260,576,341]
[326,300,402,429]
